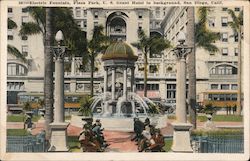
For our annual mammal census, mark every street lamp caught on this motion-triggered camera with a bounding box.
[49,30,69,152]
[171,31,193,152]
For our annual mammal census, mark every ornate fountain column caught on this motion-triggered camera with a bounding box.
[111,67,116,100]
[103,67,108,101]
[130,67,135,92]
[123,67,127,100]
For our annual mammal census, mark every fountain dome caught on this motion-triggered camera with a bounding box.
[102,41,138,61]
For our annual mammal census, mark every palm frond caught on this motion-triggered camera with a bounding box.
[227,9,239,25]
[19,22,42,36]
[27,7,46,31]
[7,45,27,63]
[8,18,17,29]
[238,10,243,25]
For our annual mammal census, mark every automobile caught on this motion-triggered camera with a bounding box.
[152,100,176,114]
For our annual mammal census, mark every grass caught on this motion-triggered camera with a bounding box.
[7,114,41,122]
[163,139,173,152]
[68,136,80,152]
[65,115,72,120]
[168,114,243,122]
[7,129,29,136]
[191,129,243,136]
[198,115,243,122]
[7,115,25,122]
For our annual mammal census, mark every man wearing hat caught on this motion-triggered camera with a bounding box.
[79,123,101,152]
[92,119,109,149]
[131,117,144,142]
[147,128,165,152]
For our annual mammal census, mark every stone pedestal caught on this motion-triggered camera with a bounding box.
[49,122,69,152]
[171,123,193,153]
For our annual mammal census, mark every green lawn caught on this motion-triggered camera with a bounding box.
[68,136,81,152]
[163,139,173,152]
[198,115,243,122]
[168,114,243,122]
[7,114,41,122]
[7,115,25,122]
[191,128,243,136]
[7,129,29,136]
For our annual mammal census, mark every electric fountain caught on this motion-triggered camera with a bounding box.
[71,41,167,131]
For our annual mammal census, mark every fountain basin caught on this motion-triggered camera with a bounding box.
[70,115,168,132]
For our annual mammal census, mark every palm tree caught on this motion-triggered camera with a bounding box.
[19,7,85,139]
[186,7,196,129]
[132,29,171,97]
[131,29,170,97]
[87,25,110,97]
[227,9,243,115]
[44,8,53,140]
[187,7,221,128]
[7,18,27,62]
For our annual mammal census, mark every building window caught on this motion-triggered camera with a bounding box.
[138,22,142,31]
[22,45,28,56]
[21,16,28,25]
[83,10,87,17]
[231,84,238,90]
[222,48,228,56]
[210,64,237,75]
[167,84,176,99]
[76,20,81,28]
[234,33,239,42]
[94,22,98,27]
[22,8,28,13]
[21,35,28,40]
[149,65,158,73]
[76,7,81,17]
[235,7,240,11]
[8,35,13,40]
[8,8,13,13]
[155,7,160,18]
[8,29,13,40]
[94,11,98,19]
[222,7,228,11]
[208,17,215,27]
[83,20,87,28]
[221,33,228,42]
[138,12,143,19]
[7,63,27,76]
[234,48,239,56]
[221,17,228,27]
[211,84,219,89]
[221,84,230,90]
[64,83,70,91]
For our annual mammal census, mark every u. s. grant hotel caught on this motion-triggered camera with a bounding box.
[7,6,242,113]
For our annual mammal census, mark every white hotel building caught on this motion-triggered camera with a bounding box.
[7,6,242,111]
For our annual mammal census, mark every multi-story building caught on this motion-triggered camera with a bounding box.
[7,6,242,112]
[161,6,242,107]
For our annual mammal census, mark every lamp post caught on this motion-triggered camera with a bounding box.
[49,30,69,152]
[171,31,193,152]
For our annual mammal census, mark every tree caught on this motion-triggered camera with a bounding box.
[132,30,171,97]
[78,95,94,116]
[187,7,221,129]
[7,18,27,62]
[227,9,243,115]
[19,7,86,139]
[87,25,110,97]
[186,7,196,129]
